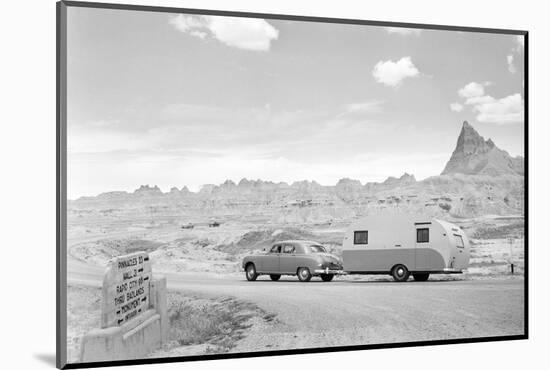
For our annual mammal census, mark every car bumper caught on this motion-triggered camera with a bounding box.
[314,267,345,275]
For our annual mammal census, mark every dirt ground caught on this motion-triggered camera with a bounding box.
[68,214,525,278]
[66,213,525,361]
[66,284,273,363]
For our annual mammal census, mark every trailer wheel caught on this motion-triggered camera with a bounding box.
[245,263,258,281]
[270,274,281,281]
[413,273,430,281]
[391,264,410,282]
[297,267,312,282]
[320,274,334,282]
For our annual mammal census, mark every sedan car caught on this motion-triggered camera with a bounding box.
[242,240,343,282]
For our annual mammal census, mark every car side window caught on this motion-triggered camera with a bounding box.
[283,245,295,254]
[270,245,281,253]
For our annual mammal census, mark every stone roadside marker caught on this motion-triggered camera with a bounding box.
[80,252,168,362]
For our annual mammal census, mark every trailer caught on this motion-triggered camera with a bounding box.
[342,214,470,281]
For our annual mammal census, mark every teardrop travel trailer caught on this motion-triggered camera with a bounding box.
[342,215,470,281]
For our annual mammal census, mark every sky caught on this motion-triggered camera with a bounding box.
[66,7,525,199]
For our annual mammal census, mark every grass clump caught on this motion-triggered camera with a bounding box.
[167,294,261,351]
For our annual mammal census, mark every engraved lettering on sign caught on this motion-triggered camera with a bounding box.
[101,252,152,328]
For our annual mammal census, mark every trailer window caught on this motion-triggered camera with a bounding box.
[417,228,429,243]
[454,234,464,248]
[354,231,368,245]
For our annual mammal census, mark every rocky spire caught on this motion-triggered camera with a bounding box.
[441,121,523,176]
[454,121,491,156]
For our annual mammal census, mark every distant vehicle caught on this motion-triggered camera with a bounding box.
[181,223,194,229]
[342,214,470,282]
[208,221,220,228]
[242,240,343,282]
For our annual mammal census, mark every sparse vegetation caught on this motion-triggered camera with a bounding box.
[66,285,271,361]
[70,238,166,266]
[166,294,268,352]
[214,226,345,257]
[102,238,164,254]
[215,227,316,255]
[471,222,524,239]
[438,203,452,211]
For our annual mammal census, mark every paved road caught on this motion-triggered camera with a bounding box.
[68,257,525,351]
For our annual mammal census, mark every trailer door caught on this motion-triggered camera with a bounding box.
[415,225,430,270]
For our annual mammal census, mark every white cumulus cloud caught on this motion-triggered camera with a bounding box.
[464,95,495,106]
[507,54,516,73]
[453,81,523,124]
[450,103,464,112]
[458,82,487,98]
[190,30,207,39]
[473,93,524,124]
[372,57,420,87]
[385,27,422,36]
[169,14,279,51]
[516,35,524,49]
[343,100,384,114]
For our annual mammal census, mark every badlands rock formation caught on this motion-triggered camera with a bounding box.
[442,121,524,176]
[69,121,524,222]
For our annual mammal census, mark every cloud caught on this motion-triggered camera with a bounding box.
[169,14,279,51]
[472,93,524,124]
[464,95,495,105]
[450,103,463,112]
[190,30,207,39]
[506,35,523,72]
[343,100,384,114]
[385,27,422,36]
[453,81,524,124]
[516,35,524,50]
[372,57,420,87]
[458,82,487,98]
[507,54,516,73]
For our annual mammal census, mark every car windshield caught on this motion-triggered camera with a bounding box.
[308,245,326,253]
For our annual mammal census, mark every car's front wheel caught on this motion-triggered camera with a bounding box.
[320,274,334,282]
[270,274,281,281]
[245,263,258,281]
[297,267,312,282]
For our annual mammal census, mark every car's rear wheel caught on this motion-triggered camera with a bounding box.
[391,264,410,282]
[320,274,334,282]
[245,263,258,281]
[270,274,281,281]
[412,272,430,281]
[297,267,312,282]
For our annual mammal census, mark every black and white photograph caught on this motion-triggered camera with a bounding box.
[57,1,527,368]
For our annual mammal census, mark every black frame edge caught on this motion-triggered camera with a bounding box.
[57,1,68,369]
[523,32,529,339]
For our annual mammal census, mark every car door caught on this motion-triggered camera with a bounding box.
[279,244,297,273]
[263,244,281,272]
